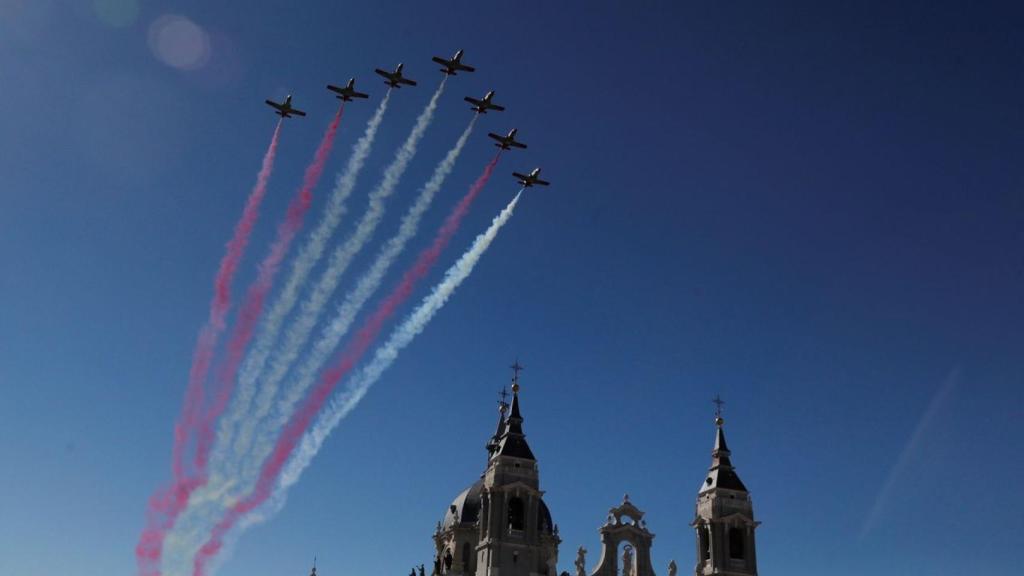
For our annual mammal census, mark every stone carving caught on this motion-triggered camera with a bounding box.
[667,560,677,576]
[622,545,634,576]
[575,546,587,576]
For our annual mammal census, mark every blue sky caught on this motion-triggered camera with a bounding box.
[1,1,1022,575]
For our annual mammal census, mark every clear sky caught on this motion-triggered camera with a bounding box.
[1,1,1022,575]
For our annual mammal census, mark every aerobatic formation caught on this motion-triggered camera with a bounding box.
[136,50,553,576]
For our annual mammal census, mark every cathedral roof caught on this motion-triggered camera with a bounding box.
[494,429,536,460]
[699,417,748,493]
[440,479,554,534]
[442,480,485,529]
[493,383,536,460]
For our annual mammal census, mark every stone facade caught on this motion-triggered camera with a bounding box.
[428,379,758,576]
[432,380,559,576]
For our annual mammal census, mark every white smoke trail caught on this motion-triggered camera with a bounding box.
[241,190,524,529]
[231,79,448,483]
[212,91,392,471]
[160,95,393,576]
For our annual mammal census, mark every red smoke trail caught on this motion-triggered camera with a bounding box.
[195,105,345,471]
[192,153,501,576]
[136,121,282,576]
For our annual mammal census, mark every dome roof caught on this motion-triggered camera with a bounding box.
[442,480,484,530]
[537,498,554,534]
[441,480,555,535]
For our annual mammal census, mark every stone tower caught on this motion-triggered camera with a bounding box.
[588,495,656,576]
[433,366,560,576]
[690,410,759,576]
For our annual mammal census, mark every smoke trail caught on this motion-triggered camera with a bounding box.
[252,190,524,526]
[209,92,391,477]
[136,122,282,576]
[192,154,500,576]
[859,367,960,538]
[164,87,437,573]
[145,108,338,576]
[194,106,345,471]
[230,79,448,476]
[239,113,475,485]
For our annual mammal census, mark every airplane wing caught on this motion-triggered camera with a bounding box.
[487,132,504,141]
[352,91,369,99]
[533,179,550,186]
[326,85,343,93]
[291,108,307,117]
[399,77,417,86]
[456,63,476,72]
[489,104,506,112]
[265,100,284,110]
[512,172,529,180]
[374,68,391,78]
[510,141,527,149]
[464,97,483,106]
[431,56,448,66]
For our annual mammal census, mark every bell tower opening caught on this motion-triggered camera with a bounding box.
[432,362,560,576]
[690,398,759,576]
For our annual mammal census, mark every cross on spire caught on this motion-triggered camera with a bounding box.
[712,394,725,419]
[510,359,524,392]
[498,386,510,410]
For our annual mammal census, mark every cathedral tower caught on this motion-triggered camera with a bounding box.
[433,364,560,576]
[691,403,759,576]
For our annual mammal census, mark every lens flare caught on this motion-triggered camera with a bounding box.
[148,14,210,71]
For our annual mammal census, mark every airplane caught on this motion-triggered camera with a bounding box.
[374,63,417,88]
[326,78,369,102]
[513,168,550,188]
[488,128,527,150]
[465,91,505,114]
[432,49,475,75]
[265,95,306,118]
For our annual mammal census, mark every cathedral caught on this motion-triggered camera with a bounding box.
[421,368,761,576]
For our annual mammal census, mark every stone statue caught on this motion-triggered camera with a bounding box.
[410,568,417,576]
[419,565,426,576]
[622,545,634,576]
[575,546,587,576]
[668,560,677,576]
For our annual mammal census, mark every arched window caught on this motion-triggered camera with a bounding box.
[699,526,710,562]
[508,497,525,531]
[444,550,453,573]
[728,527,745,560]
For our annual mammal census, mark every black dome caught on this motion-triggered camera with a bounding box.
[442,480,484,530]
[441,480,554,535]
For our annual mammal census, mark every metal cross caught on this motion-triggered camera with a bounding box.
[498,387,510,406]
[510,359,524,385]
[712,394,725,418]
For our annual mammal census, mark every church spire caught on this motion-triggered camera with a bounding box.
[486,388,509,457]
[507,360,524,423]
[492,360,535,461]
[692,398,759,576]
[701,396,746,493]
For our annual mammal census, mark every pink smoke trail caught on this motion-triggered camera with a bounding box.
[192,153,501,576]
[195,105,345,471]
[136,121,282,576]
